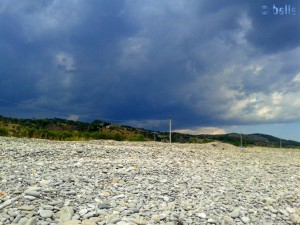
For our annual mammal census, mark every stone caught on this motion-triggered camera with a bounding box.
[42,204,54,210]
[59,220,81,225]
[116,222,131,225]
[278,209,289,216]
[83,211,94,219]
[17,217,29,224]
[132,217,147,225]
[79,208,88,216]
[98,203,110,209]
[49,200,63,206]
[12,214,22,223]
[163,196,170,201]
[40,180,51,187]
[207,218,216,224]
[24,217,38,225]
[263,197,276,206]
[24,195,37,200]
[100,191,110,197]
[24,189,41,197]
[19,205,36,211]
[291,214,300,224]
[197,213,206,219]
[229,208,240,218]
[105,214,121,224]
[57,206,74,222]
[248,209,256,214]
[241,216,250,224]
[287,207,296,214]
[223,215,234,223]
[72,214,81,220]
[82,217,103,225]
[151,214,160,222]
[40,210,53,218]
[0,199,13,209]
[131,208,140,213]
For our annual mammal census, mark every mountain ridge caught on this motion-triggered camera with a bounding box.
[0,115,299,148]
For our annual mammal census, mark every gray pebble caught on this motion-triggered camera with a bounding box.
[24,190,41,198]
[241,216,250,224]
[229,208,240,218]
[39,210,53,218]
[0,137,299,225]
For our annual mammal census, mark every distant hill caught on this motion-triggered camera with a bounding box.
[193,133,300,148]
[0,115,299,148]
[0,116,152,141]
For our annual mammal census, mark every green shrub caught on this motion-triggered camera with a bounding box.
[26,128,35,138]
[0,127,9,136]
[129,134,146,142]
[203,138,214,143]
[60,131,73,140]
[189,137,199,143]
[91,131,108,139]
[112,133,126,141]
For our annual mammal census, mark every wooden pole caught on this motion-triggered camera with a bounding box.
[169,119,172,143]
[240,133,243,147]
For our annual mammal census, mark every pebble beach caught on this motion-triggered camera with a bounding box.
[0,137,299,225]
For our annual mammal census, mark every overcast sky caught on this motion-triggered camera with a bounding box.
[1,0,300,141]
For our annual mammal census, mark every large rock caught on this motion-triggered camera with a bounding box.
[39,209,53,218]
[228,208,240,218]
[56,206,75,222]
[24,189,41,198]
[291,214,300,224]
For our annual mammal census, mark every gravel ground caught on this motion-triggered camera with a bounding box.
[0,137,299,225]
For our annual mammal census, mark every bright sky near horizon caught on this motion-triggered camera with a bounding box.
[1,1,300,141]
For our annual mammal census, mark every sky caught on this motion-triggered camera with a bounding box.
[1,0,300,141]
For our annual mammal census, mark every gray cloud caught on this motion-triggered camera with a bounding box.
[1,0,300,132]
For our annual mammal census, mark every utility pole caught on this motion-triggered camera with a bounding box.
[169,119,172,143]
[240,133,243,147]
[280,138,282,148]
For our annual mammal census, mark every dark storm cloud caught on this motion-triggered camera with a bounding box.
[1,0,300,131]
